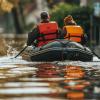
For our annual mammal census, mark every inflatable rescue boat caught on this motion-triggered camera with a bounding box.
[29,40,93,62]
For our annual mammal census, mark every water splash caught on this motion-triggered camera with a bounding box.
[93,56,100,62]
[0,44,32,65]
[0,56,33,65]
[7,44,18,57]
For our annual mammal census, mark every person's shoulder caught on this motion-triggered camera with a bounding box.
[33,25,38,29]
[28,25,38,33]
[50,21,57,23]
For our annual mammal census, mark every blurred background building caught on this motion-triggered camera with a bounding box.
[92,0,100,46]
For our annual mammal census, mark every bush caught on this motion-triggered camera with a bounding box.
[50,3,93,34]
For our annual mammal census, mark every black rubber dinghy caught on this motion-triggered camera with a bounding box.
[30,40,93,62]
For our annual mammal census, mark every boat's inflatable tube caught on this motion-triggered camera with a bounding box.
[29,40,93,61]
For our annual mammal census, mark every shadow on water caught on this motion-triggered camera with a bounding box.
[0,36,100,99]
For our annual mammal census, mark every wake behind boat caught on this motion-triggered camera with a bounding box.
[28,40,93,62]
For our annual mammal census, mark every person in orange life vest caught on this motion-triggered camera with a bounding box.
[27,11,64,47]
[63,15,88,45]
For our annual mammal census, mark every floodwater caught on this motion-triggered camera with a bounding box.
[0,36,100,100]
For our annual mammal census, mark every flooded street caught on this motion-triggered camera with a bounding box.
[0,0,100,99]
[0,36,100,100]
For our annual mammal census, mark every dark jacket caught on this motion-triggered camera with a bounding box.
[81,34,88,45]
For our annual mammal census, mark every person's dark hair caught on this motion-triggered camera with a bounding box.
[40,11,49,20]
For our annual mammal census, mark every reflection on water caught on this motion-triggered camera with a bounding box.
[0,37,100,100]
[36,63,61,78]
[0,62,100,100]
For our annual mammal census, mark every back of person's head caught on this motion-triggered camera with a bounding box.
[64,15,76,25]
[40,11,50,21]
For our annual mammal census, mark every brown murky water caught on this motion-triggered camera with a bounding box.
[0,36,100,100]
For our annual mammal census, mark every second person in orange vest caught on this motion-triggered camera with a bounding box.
[63,15,88,45]
[27,11,64,47]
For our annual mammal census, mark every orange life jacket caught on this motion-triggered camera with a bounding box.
[63,25,84,43]
[37,21,58,46]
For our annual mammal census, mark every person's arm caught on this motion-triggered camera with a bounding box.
[81,34,88,45]
[27,27,39,46]
[84,34,88,43]
[58,28,66,39]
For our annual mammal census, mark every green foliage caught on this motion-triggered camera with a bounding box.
[25,22,35,31]
[50,3,93,34]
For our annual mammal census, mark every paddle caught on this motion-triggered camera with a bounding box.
[13,39,38,59]
[91,48,100,59]
[84,45,100,60]
[14,45,28,58]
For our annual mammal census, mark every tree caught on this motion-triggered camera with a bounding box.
[0,0,25,34]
